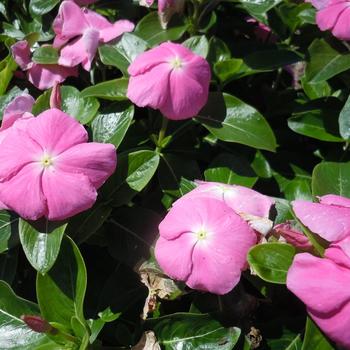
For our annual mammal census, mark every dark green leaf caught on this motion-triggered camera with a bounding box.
[247,243,296,284]
[19,219,66,274]
[338,94,350,141]
[302,317,334,350]
[29,0,60,15]
[183,36,209,58]
[81,79,128,101]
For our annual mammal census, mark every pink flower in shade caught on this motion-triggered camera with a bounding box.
[127,42,211,120]
[0,108,116,221]
[53,1,134,71]
[287,237,350,348]
[293,194,350,242]
[11,41,78,90]
[155,196,257,294]
[246,18,277,43]
[314,0,350,40]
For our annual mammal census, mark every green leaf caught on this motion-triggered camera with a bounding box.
[0,38,17,95]
[0,281,54,349]
[338,94,350,141]
[197,93,277,151]
[207,37,231,66]
[312,161,350,197]
[288,99,343,142]
[99,33,148,75]
[149,313,241,350]
[36,236,87,329]
[239,0,282,15]
[134,12,188,47]
[29,0,60,15]
[80,78,128,101]
[214,58,258,83]
[102,150,160,206]
[32,46,59,64]
[92,102,134,148]
[0,86,24,118]
[204,153,258,187]
[183,36,209,58]
[247,243,296,284]
[305,39,350,83]
[19,219,66,274]
[302,317,334,350]
[0,211,18,253]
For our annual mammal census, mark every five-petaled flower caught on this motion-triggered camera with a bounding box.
[0,108,116,221]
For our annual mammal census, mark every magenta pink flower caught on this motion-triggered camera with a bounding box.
[11,41,78,90]
[314,0,350,40]
[127,42,211,120]
[53,1,134,71]
[273,223,313,251]
[293,194,350,242]
[155,196,257,294]
[287,237,350,348]
[0,108,116,221]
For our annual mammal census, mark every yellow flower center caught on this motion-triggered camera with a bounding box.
[170,57,182,69]
[196,229,207,241]
[40,154,54,168]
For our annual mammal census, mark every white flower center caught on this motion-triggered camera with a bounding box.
[40,153,54,168]
[169,56,183,69]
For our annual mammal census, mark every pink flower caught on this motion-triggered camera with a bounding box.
[53,1,134,71]
[293,194,350,242]
[314,0,350,40]
[287,237,350,348]
[11,41,78,90]
[246,18,277,42]
[155,196,257,294]
[273,223,313,251]
[0,108,116,221]
[127,42,211,120]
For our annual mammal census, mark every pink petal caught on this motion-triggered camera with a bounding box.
[26,109,87,155]
[287,253,350,315]
[128,45,174,76]
[99,20,135,43]
[81,28,100,71]
[56,142,117,188]
[319,194,350,208]
[53,1,87,46]
[127,63,171,110]
[155,235,194,281]
[11,41,32,70]
[292,200,350,242]
[27,64,78,90]
[0,128,43,181]
[58,37,87,68]
[187,208,256,294]
[83,7,112,29]
[42,168,97,221]
[1,94,34,130]
[0,163,46,220]
[273,223,312,251]
[311,0,331,9]
[316,3,348,31]
[331,8,350,40]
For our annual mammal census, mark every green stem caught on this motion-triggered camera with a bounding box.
[157,117,169,149]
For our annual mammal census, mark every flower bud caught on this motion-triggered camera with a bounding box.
[21,315,54,333]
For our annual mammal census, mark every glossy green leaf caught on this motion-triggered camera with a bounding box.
[19,219,66,274]
[207,37,231,66]
[149,313,241,350]
[99,33,148,75]
[29,0,60,15]
[134,12,188,47]
[239,0,282,15]
[102,150,160,206]
[204,153,258,187]
[305,39,350,83]
[80,78,128,101]
[32,46,59,64]
[0,211,18,253]
[302,317,334,350]
[338,94,350,141]
[183,35,209,58]
[0,38,17,95]
[312,161,350,197]
[248,243,296,284]
[92,102,134,148]
[36,236,87,329]
[198,93,277,151]
[0,281,54,349]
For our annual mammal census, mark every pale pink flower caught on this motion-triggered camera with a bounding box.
[127,42,211,120]
[0,108,116,221]
[11,41,78,90]
[53,1,134,71]
[314,0,350,40]
[287,237,350,348]
[155,196,257,294]
[293,194,350,242]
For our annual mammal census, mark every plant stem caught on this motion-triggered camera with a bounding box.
[157,117,169,147]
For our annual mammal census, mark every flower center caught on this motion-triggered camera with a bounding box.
[196,229,207,241]
[170,56,183,69]
[40,154,54,168]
